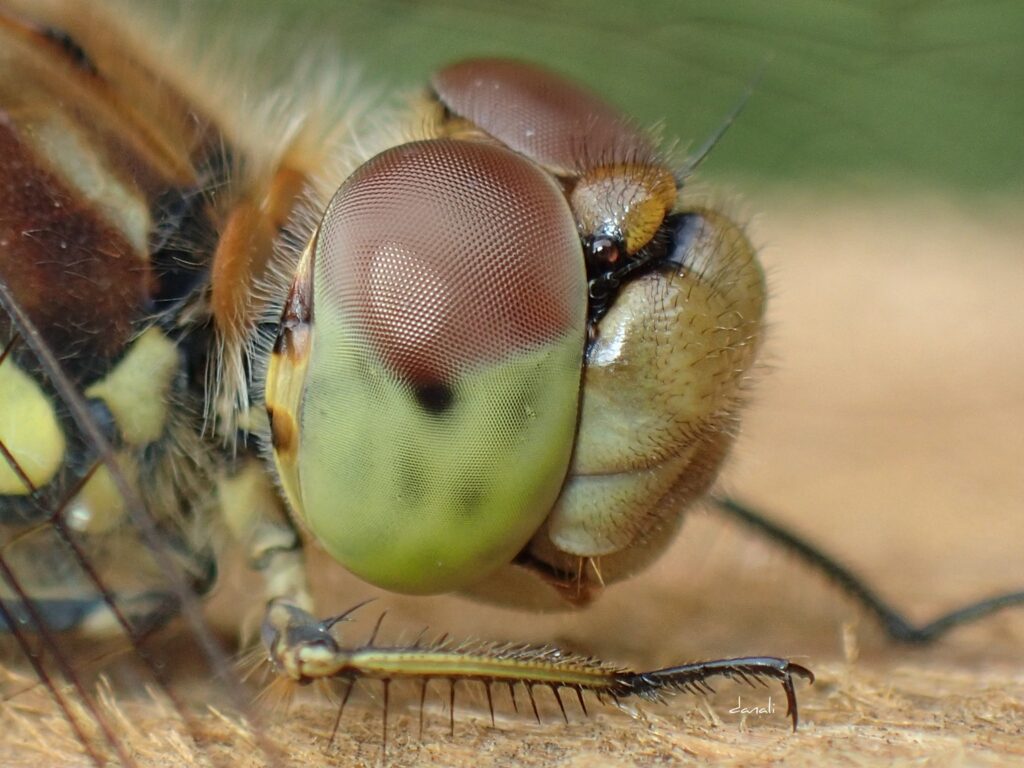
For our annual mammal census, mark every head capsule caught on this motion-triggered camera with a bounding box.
[265,59,702,598]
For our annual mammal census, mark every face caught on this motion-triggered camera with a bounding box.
[264,59,764,603]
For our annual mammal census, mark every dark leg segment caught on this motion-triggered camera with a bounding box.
[711,495,1024,643]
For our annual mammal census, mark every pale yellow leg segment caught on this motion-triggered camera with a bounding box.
[218,458,313,645]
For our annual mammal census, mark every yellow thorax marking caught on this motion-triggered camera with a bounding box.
[85,327,178,446]
[0,357,66,494]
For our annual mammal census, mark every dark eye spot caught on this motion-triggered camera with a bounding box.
[453,477,485,517]
[413,381,454,413]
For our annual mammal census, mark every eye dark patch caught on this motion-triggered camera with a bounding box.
[412,381,454,413]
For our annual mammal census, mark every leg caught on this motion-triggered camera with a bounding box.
[218,458,314,639]
[260,599,815,732]
[711,495,1024,643]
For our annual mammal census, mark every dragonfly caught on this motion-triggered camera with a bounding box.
[1,1,1021,766]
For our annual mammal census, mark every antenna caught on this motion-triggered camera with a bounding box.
[680,56,772,177]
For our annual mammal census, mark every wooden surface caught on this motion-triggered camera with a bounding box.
[2,197,1023,766]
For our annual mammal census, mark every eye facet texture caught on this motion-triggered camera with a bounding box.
[295,139,587,593]
[432,58,656,175]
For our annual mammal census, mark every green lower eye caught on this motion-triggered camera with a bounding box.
[273,139,587,594]
[299,326,582,593]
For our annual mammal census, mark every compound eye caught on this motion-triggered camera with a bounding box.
[272,139,587,594]
[432,57,654,176]
[434,58,677,260]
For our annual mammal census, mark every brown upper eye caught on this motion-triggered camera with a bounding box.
[312,138,586,389]
[431,58,657,176]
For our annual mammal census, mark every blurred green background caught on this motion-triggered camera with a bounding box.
[163,0,1022,197]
